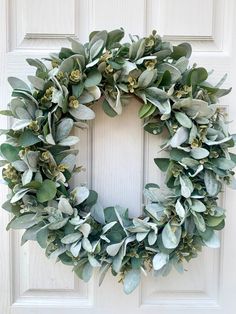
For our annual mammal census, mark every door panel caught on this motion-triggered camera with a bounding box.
[1,0,236,313]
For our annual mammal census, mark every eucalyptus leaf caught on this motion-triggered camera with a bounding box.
[154,158,169,171]
[84,69,102,88]
[36,180,57,203]
[1,144,20,162]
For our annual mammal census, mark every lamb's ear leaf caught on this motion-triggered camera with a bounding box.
[106,28,124,49]
[153,252,169,270]
[123,269,141,294]
[8,77,31,92]
[162,223,181,249]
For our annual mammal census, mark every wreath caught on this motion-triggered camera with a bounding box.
[0,29,235,294]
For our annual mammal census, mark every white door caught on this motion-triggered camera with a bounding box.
[1,0,236,313]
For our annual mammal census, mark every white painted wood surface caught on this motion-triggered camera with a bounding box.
[1,0,236,313]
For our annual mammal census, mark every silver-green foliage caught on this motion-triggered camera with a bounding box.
[0,29,235,294]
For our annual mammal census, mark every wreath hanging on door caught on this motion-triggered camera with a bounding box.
[0,29,235,294]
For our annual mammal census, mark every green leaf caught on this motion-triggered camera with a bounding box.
[12,160,28,172]
[173,98,216,119]
[18,129,40,147]
[27,75,45,90]
[36,226,49,248]
[90,39,104,60]
[56,118,74,142]
[0,110,13,116]
[171,43,192,60]
[24,151,39,172]
[84,69,102,88]
[170,127,189,147]
[0,143,21,162]
[12,119,31,131]
[129,39,145,60]
[61,233,82,244]
[88,254,100,267]
[138,69,157,88]
[82,237,92,252]
[67,38,85,56]
[213,158,235,170]
[138,102,155,119]
[204,170,221,196]
[72,83,84,98]
[170,148,189,161]
[11,188,30,203]
[106,28,124,49]
[58,136,79,146]
[188,67,208,86]
[206,215,224,227]
[175,112,192,128]
[176,199,185,218]
[58,197,74,215]
[123,269,141,294]
[191,199,206,212]
[7,214,39,230]
[102,99,117,117]
[148,231,157,245]
[22,169,33,185]
[162,223,181,249]
[180,175,194,198]
[106,241,124,256]
[193,212,206,232]
[69,104,95,120]
[190,148,209,160]
[26,58,47,73]
[153,252,169,270]
[91,203,105,224]
[70,241,82,257]
[203,231,220,248]
[8,77,31,92]
[154,158,169,171]
[82,262,93,282]
[72,186,89,205]
[36,180,57,203]
[59,57,74,73]
[157,63,181,83]
[48,218,69,230]
[21,222,45,245]
[174,56,189,74]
